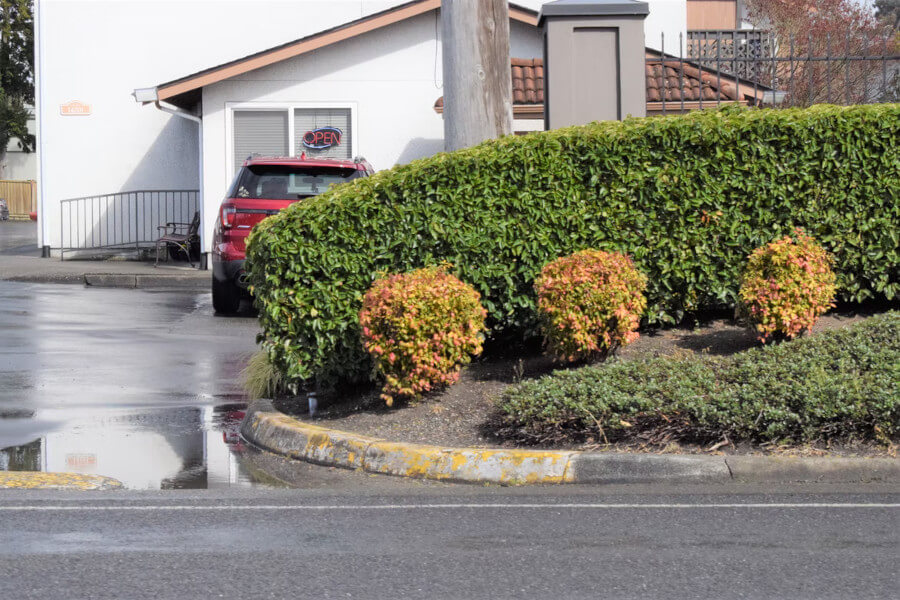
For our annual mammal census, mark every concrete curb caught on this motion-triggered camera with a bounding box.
[241,401,576,485]
[240,401,900,486]
[724,455,900,483]
[6,272,209,289]
[0,471,124,491]
[7,273,86,284]
[84,273,209,290]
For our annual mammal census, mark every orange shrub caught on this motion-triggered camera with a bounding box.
[739,229,837,342]
[535,250,647,362]
[359,266,487,406]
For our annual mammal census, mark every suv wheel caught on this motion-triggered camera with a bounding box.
[212,278,241,314]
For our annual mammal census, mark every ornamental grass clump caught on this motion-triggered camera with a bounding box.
[359,266,487,406]
[535,250,647,362]
[739,229,837,342]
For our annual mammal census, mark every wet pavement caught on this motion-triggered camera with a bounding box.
[0,220,39,255]
[0,280,265,489]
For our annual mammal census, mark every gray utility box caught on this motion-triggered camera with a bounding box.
[540,0,649,129]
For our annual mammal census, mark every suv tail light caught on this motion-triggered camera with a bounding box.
[220,204,236,229]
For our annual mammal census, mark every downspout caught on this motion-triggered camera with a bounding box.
[154,100,202,124]
[155,101,206,268]
[134,88,208,269]
[36,0,50,257]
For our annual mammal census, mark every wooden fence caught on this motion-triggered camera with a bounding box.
[0,180,37,218]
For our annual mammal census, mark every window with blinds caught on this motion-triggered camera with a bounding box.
[294,108,352,159]
[232,110,289,175]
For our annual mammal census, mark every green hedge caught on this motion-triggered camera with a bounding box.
[497,312,900,444]
[247,104,900,387]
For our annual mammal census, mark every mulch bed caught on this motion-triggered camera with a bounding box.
[274,304,897,458]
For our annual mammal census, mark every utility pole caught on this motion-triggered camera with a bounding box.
[441,0,513,152]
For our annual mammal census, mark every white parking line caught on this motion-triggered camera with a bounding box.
[0,503,897,511]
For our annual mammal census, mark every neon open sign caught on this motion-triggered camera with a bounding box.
[302,127,343,150]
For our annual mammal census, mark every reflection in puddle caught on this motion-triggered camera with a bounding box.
[0,438,41,471]
[0,403,264,489]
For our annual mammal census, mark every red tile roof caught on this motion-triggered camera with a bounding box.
[434,56,763,112]
[511,57,544,104]
[434,58,544,110]
[646,61,741,102]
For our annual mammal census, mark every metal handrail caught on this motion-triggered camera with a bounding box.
[59,190,199,260]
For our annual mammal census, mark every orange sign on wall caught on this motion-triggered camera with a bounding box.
[60,100,92,116]
[65,453,97,468]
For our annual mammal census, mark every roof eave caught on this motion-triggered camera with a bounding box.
[154,0,539,103]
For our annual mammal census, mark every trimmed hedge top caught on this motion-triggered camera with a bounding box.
[247,104,900,387]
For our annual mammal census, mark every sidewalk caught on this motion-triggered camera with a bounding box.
[0,221,209,290]
[1,253,210,289]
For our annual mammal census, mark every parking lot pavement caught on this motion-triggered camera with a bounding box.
[0,280,259,489]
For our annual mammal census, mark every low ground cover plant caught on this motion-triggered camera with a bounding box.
[359,266,487,405]
[247,103,900,388]
[497,312,900,445]
[536,250,646,362]
[740,229,837,342]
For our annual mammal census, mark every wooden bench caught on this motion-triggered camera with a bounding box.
[155,211,200,267]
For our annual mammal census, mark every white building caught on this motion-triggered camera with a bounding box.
[2,106,37,181]
[35,0,687,259]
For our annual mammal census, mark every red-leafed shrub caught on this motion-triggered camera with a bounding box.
[359,266,487,406]
[535,250,647,362]
[739,229,837,342]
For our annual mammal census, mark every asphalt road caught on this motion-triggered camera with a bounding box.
[1,485,898,600]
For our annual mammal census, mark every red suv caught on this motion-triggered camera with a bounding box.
[211,155,373,313]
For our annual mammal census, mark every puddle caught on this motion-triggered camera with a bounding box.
[0,281,274,489]
[0,402,266,489]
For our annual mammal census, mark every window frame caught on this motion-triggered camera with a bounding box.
[225,101,359,182]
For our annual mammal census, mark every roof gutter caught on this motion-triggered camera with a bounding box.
[132,87,201,123]
[154,100,201,123]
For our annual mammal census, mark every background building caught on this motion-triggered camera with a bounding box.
[35,0,689,258]
[2,105,36,181]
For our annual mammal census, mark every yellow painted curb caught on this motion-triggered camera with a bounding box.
[240,402,899,485]
[365,441,575,484]
[0,471,124,491]
[241,406,576,485]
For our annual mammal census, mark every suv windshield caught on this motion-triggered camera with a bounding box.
[230,164,362,199]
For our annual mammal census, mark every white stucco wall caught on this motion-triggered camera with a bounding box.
[35,0,403,249]
[199,11,542,249]
[200,11,541,248]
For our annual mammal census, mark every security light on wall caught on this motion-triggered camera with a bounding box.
[132,88,158,103]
